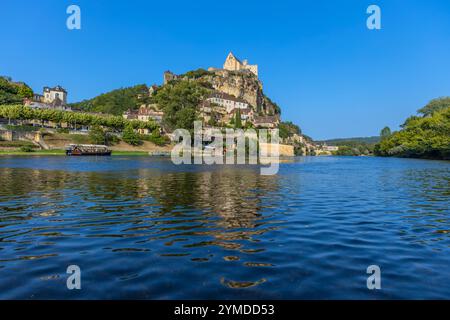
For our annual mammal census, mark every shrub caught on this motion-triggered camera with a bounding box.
[122,125,142,146]
[56,128,70,134]
[20,145,35,152]
[141,129,170,146]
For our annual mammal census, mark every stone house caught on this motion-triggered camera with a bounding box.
[206,91,249,113]
[253,115,280,129]
[24,85,71,111]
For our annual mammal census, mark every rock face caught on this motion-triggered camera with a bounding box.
[200,69,280,116]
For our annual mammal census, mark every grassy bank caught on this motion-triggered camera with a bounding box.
[0,149,150,156]
[0,149,66,156]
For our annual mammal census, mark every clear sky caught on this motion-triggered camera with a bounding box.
[1,0,450,140]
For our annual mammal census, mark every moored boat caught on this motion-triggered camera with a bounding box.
[66,144,111,156]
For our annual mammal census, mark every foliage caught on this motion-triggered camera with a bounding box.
[181,68,211,79]
[0,77,33,104]
[375,106,450,159]
[319,136,380,146]
[69,84,150,115]
[207,111,218,126]
[264,96,281,115]
[89,125,107,145]
[56,128,70,134]
[417,97,450,117]
[0,105,158,132]
[154,80,208,132]
[5,124,37,132]
[234,109,242,129]
[334,145,371,156]
[19,145,35,152]
[122,125,142,146]
[317,136,377,156]
[88,125,119,146]
[279,121,301,139]
[0,140,35,148]
[380,126,391,140]
[141,128,170,146]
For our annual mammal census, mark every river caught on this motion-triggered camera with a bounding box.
[0,156,448,299]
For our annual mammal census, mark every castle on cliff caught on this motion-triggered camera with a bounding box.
[209,52,258,78]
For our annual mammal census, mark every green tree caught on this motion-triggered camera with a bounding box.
[380,126,391,140]
[418,97,450,117]
[154,80,208,132]
[375,105,450,159]
[234,109,242,129]
[122,125,141,146]
[17,84,33,99]
[0,77,33,104]
[69,84,150,115]
[89,125,106,145]
[279,121,301,139]
[0,105,158,132]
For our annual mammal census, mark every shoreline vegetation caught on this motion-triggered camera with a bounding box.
[0,149,150,156]
[373,98,450,160]
[1,75,449,161]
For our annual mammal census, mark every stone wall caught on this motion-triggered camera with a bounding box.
[259,143,294,157]
[0,130,13,141]
[0,130,43,144]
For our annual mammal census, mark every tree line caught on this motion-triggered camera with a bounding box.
[0,104,158,131]
[374,97,450,160]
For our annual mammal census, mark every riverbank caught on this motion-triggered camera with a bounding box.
[0,149,149,156]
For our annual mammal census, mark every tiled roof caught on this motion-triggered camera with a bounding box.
[208,91,248,104]
[44,85,67,93]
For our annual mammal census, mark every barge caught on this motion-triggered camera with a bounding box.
[66,144,112,156]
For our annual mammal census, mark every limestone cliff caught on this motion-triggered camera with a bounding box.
[198,69,281,116]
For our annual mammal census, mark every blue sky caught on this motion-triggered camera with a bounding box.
[1,0,450,140]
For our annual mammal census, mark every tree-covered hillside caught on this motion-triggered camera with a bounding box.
[154,80,209,132]
[318,136,381,146]
[375,97,450,160]
[69,84,151,115]
[0,76,33,104]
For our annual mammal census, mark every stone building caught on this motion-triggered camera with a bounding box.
[43,86,67,104]
[24,85,71,111]
[123,105,164,134]
[206,91,249,113]
[163,71,179,85]
[231,107,254,123]
[222,52,258,77]
[253,115,280,129]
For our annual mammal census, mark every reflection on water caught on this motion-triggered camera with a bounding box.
[0,156,449,299]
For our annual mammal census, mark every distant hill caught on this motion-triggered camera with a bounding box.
[317,136,380,146]
[0,76,33,105]
[69,84,151,115]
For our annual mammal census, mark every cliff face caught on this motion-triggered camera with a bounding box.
[200,69,280,116]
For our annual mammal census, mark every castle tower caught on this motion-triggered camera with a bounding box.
[223,52,258,77]
[223,52,241,72]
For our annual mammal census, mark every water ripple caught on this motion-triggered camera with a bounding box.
[0,156,449,299]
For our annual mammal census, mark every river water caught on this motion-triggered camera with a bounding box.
[0,156,448,299]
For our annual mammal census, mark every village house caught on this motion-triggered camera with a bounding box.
[148,84,158,95]
[123,105,164,134]
[206,91,249,113]
[231,107,254,124]
[320,144,339,152]
[43,86,67,104]
[24,85,71,111]
[253,115,280,129]
[200,100,228,125]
